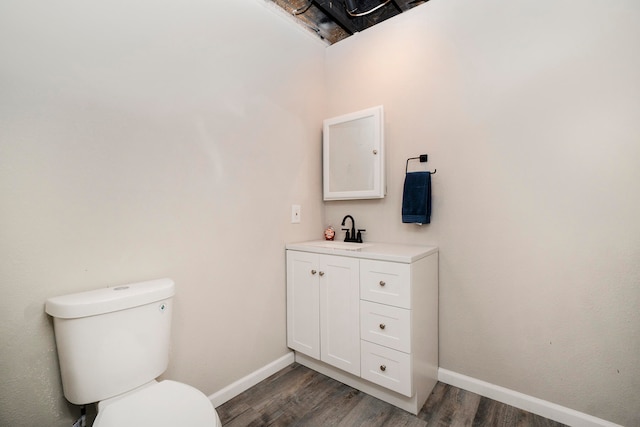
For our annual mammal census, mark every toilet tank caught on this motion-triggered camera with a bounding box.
[45,278,175,405]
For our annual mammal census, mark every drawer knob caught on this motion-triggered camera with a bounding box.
[379,323,386,330]
[311,270,317,275]
[380,365,386,372]
[379,280,386,287]
[319,271,325,276]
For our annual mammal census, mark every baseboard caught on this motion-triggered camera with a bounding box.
[438,368,622,427]
[208,352,295,408]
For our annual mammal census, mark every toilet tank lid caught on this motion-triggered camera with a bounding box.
[46,278,175,319]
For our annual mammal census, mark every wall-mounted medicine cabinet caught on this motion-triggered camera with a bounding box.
[323,105,385,201]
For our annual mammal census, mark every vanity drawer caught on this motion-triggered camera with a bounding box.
[360,300,410,353]
[360,260,411,309]
[361,341,412,397]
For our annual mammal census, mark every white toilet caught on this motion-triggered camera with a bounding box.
[46,278,222,427]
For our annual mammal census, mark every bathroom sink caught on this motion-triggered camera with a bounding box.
[311,241,373,251]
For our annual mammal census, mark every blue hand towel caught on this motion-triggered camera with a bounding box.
[402,171,431,224]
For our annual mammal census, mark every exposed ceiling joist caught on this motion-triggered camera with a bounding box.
[272,0,430,44]
[395,0,428,12]
[313,0,357,35]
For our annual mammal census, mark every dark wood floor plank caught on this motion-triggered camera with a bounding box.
[420,383,482,426]
[418,381,449,420]
[221,406,265,427]
[251,364,320,412]
[265,412,296,427]
[385,409,428,427]
[472,397,519,427]
[217,363,567,427]
[381,403,429,427]
[293,384,365,426]
[218,363,317,424]
[278,373,346,421]
[335,394,396,426]
[216,363,302,422]
[473,398,563,427]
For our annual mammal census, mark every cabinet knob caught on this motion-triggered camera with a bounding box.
[311,270,317,275]
[319,271,325,276]
[379,280,386,287]
[379,323,386,330]
[380,365,386,372]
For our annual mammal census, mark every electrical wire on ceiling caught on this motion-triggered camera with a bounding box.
[287,1,326,40]
[292,0,313,15]
[294,0,393,18]
[345,0,393,17]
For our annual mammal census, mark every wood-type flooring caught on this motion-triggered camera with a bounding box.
[217,362,566,426]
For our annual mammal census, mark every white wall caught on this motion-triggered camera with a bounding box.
[324,1,640,425]
[0,1,325,425]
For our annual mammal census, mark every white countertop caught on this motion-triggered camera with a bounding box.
[286,240,438,263]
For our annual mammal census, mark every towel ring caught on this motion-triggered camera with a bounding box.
[406,155,437,175]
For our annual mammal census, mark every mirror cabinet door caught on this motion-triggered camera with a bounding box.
[323,105,384,200]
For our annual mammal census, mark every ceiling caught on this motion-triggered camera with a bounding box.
[271,0,430,44]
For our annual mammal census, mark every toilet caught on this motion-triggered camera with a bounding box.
[46,278,221,426]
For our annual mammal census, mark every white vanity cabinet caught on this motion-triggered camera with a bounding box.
[285,241,438,415]
[286,251,360,376]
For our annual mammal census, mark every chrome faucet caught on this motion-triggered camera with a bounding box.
[341,215,365,243]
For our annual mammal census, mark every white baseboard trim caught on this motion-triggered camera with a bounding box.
[438,368,622,427]
[208,352,295,408]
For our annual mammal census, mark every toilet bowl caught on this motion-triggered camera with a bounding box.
[94,380,221,427]
[46,278,221,426]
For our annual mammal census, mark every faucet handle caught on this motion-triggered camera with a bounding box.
[356,229,366,243]
[342,228,351,241]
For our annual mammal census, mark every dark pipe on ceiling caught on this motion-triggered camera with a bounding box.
[345,0,358,13]
[345,0,393,17]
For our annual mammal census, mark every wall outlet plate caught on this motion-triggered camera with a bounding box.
[291,204,301,223]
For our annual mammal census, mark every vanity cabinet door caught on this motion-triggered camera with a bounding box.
[286,251,320,359]
[319,255,360,376]
[286,251,360,376]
